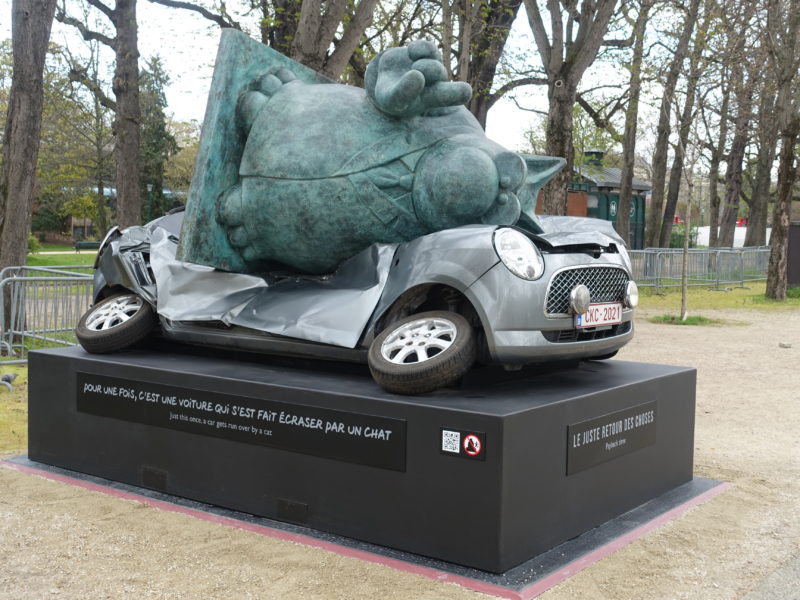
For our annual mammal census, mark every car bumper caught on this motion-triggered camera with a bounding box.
[466,257,635,364]
[488,320,634,363]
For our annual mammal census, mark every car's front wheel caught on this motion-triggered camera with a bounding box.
[76,293,156,353]
[368,311,477,395]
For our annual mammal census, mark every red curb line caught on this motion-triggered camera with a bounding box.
[516,481,732,599]
[2,460,730,599]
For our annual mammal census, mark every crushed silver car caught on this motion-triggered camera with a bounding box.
[76,208,638,395]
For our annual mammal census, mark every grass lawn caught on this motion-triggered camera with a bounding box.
[0,365,28,453]
[638,281,800,312]
[26,252,96,268]
[648,314,727,326]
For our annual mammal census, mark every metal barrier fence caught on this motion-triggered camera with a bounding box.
[629,247,771,292]
[1,266,94,365]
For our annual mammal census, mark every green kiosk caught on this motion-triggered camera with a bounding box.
[571,151,650,250]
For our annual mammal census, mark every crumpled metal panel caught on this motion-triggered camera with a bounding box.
[149,229,396,348]
[535,215,627,248]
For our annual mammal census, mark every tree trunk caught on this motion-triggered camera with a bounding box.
[764,0,799,298]
[93,94,109,235]
[657,6,708,249]
[680,176,693,320]
[615,0,652,246]
[644,0,701,247]
[292,0,379,79]
[0,0,57,272]
[465,0,523,128]
[442,0,454,75]
[320,0,379,79]
[456,0,475,82]
[743,85,778,247]
[110,0,142,228]
[765,116,798,299]
[540,80,577,215]
[717,80,752,248]
[708,83,731,247]
[267,0,302,54]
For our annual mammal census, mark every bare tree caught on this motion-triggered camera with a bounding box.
[150,0,379,80]
[658,3,714,248]
[765,0,800,299]
[292,0,380,77]
[697,0,757,248]
[57,0,143,228]
[766,112,798,298]
[716,67,755,247]
[743,79,778,247]
[704,77,730,247]
[643,0,700,246]
[616,0,654,245]
[0,0,58,272]
[449,0,529,127]
[522,0,620,215]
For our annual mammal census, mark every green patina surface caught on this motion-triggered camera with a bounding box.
[178,31,564,274]
[176,31,329,272]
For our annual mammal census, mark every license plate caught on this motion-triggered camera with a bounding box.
[575,303,623,328]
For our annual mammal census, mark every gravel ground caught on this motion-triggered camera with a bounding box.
[1,308,798,599]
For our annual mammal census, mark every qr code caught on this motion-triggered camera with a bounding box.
[441,430,461,453]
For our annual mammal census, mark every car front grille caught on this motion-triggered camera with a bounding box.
[545,266,629,316]
[541,321,632,343]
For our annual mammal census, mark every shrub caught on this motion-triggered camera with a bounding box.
[27,233,41,254]
[669,225,699,249]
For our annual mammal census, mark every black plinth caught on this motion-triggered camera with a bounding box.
[28,346,695,573]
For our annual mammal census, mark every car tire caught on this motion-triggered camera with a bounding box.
[589,350,618,361]
[76,293,156,353]
[368,311,477,395]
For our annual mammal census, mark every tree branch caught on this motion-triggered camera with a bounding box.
[68,66,118,112]
[85,0,114,20]
[318,0,349,50]
[571,0,618,78]
[547,0,564,69]
[509,96,548,115]
[576,93,622,140]
[324,0,380,79]
[146,0,242,29]
[522,0,553,73]
[487,76,549,109]
[603,36,634,47]
[55,9,116,48]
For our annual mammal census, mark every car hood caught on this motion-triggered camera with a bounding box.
[532,215,627,249]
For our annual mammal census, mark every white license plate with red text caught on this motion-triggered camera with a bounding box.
[575,303,623,329]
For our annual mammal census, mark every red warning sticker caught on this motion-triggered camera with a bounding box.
[463,434,482,456]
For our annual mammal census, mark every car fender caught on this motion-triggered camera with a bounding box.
[94,232,157,305]
[364,225,500,342]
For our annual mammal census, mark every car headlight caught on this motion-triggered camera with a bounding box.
[569,285,591,314]
[493,228,544,280]
[624,280,639,308]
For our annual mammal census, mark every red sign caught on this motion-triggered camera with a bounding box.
[463,434,482,456]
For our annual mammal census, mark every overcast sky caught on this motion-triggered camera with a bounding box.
[2,1,556,151]
[0,2,657,155]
